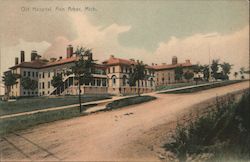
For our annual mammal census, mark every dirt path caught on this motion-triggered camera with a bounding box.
[0,81,249,161]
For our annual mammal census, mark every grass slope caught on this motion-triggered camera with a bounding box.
[162,80,243,94]
[164,90,250,161]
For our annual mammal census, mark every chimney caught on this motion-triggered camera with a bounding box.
[185,59,190,64]
[130,58,135,62]
[20,51,25,63]
[35,55,41,60]
[31,50,38,61]
[172,56,178,65]
[15,57,19,65]
[66,45,73,58]
[59,56,63,60]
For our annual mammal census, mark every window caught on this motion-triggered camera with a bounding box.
[39,83,41,89]
[48,91,50,94]
[97,79,101,86]
[102,79,107,86]
[107,68,110,74]
[24,91,26,95]
[32,72,34,77]
[121,66,123,73]
[122,75,127,86]
[23,71,26,77]
[42,91,45,95]
[42,72,45,78]
[91,79,95,86]
[42,82,45,89]
[36,72,38,77]
[112,75,116,86]
[113,67,115,73]
[39,73,41,79]
[126,68,128,73]
[48,72,50,78]
[28,71,30,77]
[48,81,50,88]
[150,78,154,87]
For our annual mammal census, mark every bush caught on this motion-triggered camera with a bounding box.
[106,95,156,110]
[164,91,250,161]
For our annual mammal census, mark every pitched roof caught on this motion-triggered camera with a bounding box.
[42,57,77,68]
[103,56,137,66]
[152,62,193,70]
[9,61,47,69]
[10,56,105,70]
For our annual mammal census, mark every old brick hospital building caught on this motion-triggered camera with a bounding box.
[5,45,194,97]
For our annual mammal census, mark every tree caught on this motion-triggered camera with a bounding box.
[51,73,64,95]
[220,62,232,80]
[184,71,194,82]
[21,77,38,96]
[2,71,20,100]
[128,60,146,96]
[234,72,238,80]
[193,64,203,84]
[67,47,95,113]
[201,65,209,81]
[240,67,246,80]
[175,66,184,82]
[211,59,220,80]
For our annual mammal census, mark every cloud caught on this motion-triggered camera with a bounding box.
[153,25,249,74]
[43,13,141,62]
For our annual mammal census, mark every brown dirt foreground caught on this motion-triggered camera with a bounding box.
[0,81,249,161]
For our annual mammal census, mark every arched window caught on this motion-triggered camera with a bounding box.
[122,75,127,86]
[111,75,116,86]
[150,78,154,87]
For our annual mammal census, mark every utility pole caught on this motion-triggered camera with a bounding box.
[208,43,212,82]
[204,33,218,82]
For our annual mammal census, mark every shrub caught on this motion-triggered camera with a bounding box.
[106,95,156,110]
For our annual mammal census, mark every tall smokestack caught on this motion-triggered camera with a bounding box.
[67,45,73,58]
[15,57,19,65]
[172,56,178,65]
[20,51,25,63]
[31,50,38,61]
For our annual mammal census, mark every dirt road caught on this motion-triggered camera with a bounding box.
[1,81,249,161]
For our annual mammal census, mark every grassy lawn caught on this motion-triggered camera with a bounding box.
[0,95,156,136]
[105,95,156,111]
[0,94,111,116]
[161,80,243,94]
[164,90,250,161]
[0,106,83,136]
[156,81,208,91]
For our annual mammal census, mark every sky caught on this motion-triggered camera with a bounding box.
[0,0,249,95]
